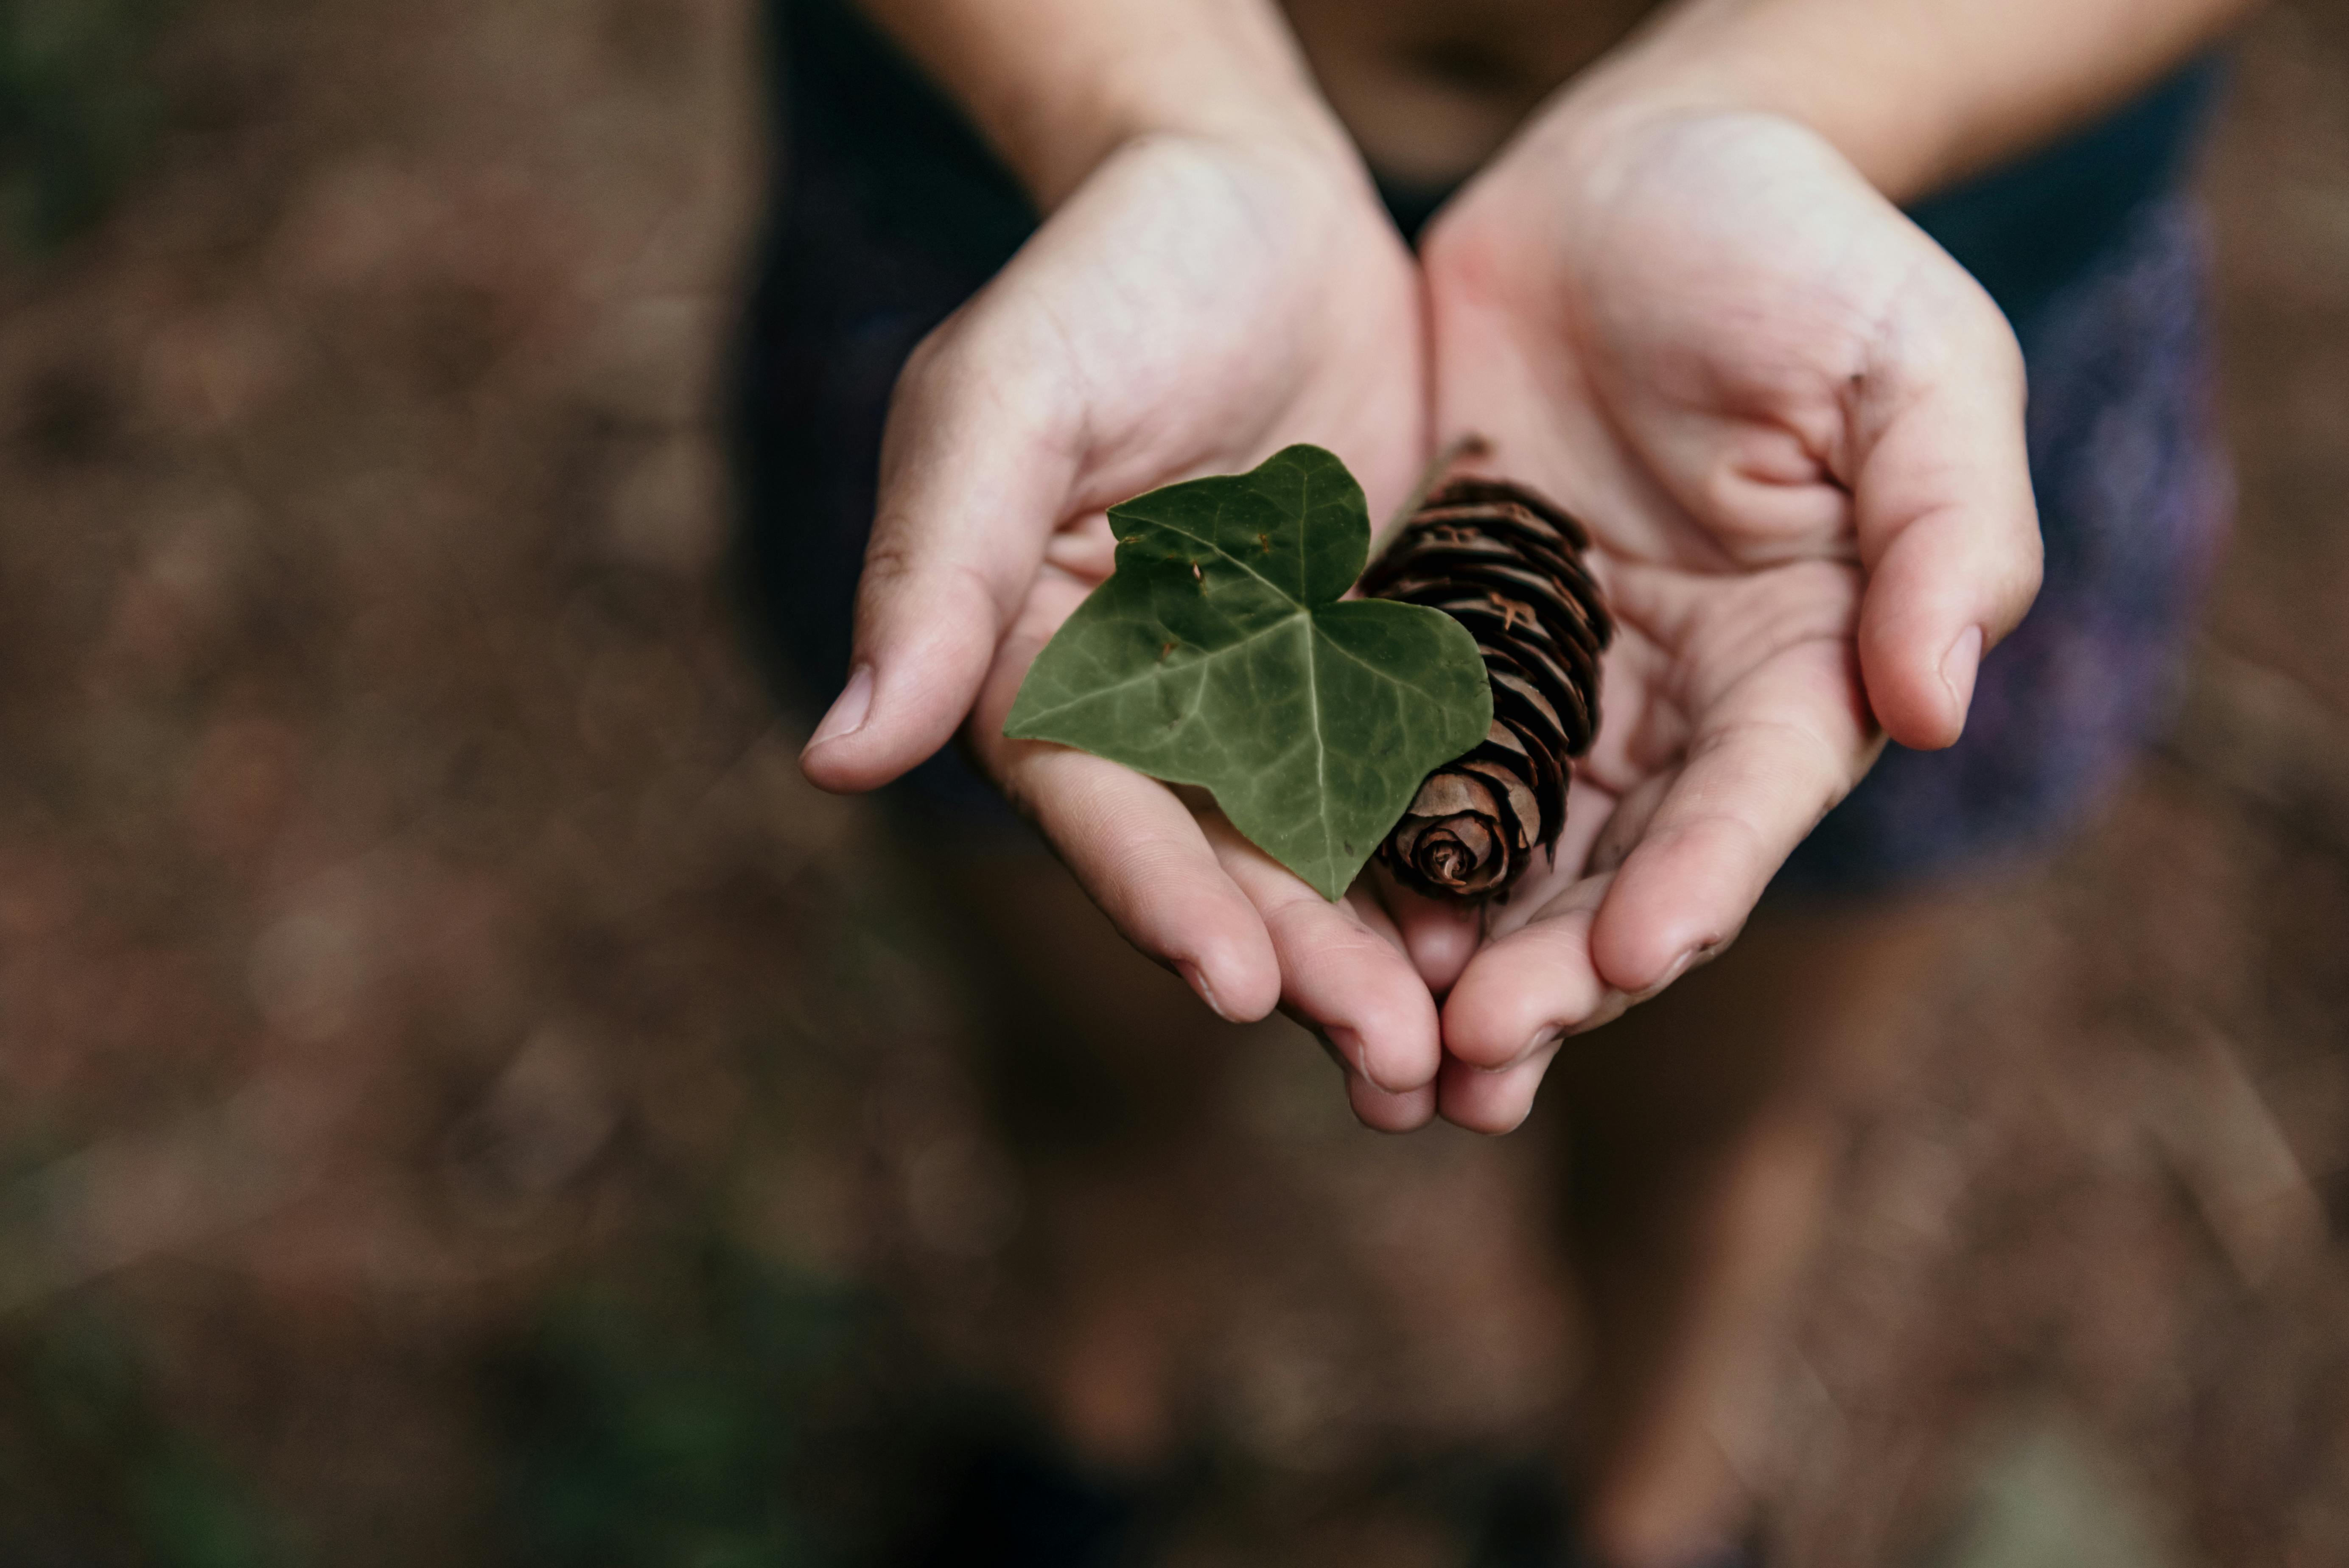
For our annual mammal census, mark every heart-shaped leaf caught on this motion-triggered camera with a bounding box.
[1004,445,1492,901]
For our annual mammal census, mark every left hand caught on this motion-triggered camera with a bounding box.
[799,129,1454,1131]
[1396,94,2042,1131]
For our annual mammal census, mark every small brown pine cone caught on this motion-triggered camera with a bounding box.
[1361,476,1614,900]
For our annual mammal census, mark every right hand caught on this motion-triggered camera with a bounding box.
[797,131,1451,1129]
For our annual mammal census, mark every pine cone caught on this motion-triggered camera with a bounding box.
[1359,476,1613,900]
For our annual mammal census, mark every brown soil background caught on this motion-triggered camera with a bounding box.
[0,2,2345,1563]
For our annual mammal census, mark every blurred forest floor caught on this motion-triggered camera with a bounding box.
[0,1,2346,1565]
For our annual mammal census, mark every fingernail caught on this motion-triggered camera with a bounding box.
[1629,943,1710,1003]
[804,663,874,752]
[1488,1024,1563,1074]
[1940,625,1983,722]
[1181,962,1235,1023]
[1325,1025,1383,1087]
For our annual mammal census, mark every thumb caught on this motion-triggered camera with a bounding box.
[1849,280,2042,752]
[799,323,1080,793]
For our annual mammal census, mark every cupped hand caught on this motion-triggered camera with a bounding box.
[796,132,1450,1128]
[1403,103,2042,1131]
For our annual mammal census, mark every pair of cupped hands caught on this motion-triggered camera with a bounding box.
[799,75,2043,1134]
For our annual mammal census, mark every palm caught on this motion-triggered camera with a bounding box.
[1403,109,2039,1130]
[948,139,1427,749]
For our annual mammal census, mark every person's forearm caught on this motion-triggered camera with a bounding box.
[855,0,1353,207]
[1579,0,2261,199]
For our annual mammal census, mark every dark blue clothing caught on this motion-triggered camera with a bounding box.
[733,0,2232,893]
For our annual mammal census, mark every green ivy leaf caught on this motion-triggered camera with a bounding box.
[1004,445,1493,901]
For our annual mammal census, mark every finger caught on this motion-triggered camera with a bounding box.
[1484,774,1625,941]
[1848,280,2041,751]
[1579,772,1671,886]
[1441,868,1620,1081]
[1436,1030,1570,1135]
[1001,742,1283,1024]
[1370,865,1482,995]
[1347,1072,1440,1134]
[1209,820,1445,1100]
[1587,637,1879,995]
[800,316,1081,793]
[953,562,1283,1023]
[1302,1016,1437,1132]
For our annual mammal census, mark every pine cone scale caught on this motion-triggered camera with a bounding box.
[1493,716,1567,847]
[1483,647,1583,750]
[1378,569,1608,655]
[1424,599,1603,711]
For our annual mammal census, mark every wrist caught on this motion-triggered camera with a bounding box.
[863,0,1362,210]
[1541,0,2251,204]
[1521,14,1957,203]
[1056,66,1365,211]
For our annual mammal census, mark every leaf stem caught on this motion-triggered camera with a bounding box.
[1368,432,1490,565]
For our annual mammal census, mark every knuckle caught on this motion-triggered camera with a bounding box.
[858,533,922,589]
[898,305,972,389]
